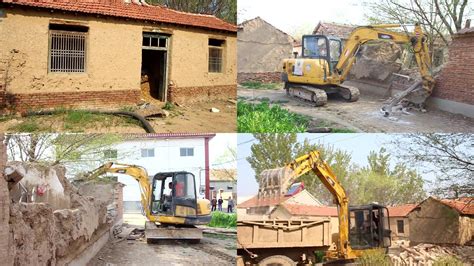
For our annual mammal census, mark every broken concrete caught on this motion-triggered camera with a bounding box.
[4,162,123,265]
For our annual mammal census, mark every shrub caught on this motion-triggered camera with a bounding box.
[208,212,237,228]
[433,255,463,266]
[237,101,309,133]
[358,249,391,266]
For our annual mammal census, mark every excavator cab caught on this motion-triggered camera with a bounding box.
[151,171,198,220]
[301,35,342,74]
[349,204,391,250]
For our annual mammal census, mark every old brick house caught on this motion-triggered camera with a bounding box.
[408,197,473,245]
[237,17,294,83]
[387,204,418,241]
[0,0,237,112]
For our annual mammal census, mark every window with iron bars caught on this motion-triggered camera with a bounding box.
[49,24,88,73]
[208,39,225,73]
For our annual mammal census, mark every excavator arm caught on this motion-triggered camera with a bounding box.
[260,151,356,260]
[336,24,435,114]
[84,162,153,219]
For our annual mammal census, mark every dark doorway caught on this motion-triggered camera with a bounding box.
[141,50,167,101]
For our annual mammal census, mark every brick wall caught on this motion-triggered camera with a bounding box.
[0,134,12,265]
[1,89,141,113]
[167,84,236,105]
[433,33,474,105]
[238,72,281,83]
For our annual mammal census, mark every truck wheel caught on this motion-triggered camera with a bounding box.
[258,255,296,266]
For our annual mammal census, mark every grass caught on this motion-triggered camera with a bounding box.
[7,109,142,133]
[357,249,391,266]
[9,121,42,132]
[237,100,309,133]
[163,102,175,111]
[241,81,282,90]
[433,256,463,266]
[207,211,237,228]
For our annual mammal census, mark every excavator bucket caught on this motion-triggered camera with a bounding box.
[258,167,297,198]
[145,221,202,243]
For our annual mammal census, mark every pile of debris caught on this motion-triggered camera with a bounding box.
[388,243,474,265]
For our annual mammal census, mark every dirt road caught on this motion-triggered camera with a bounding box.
[238,82,473,133]
[89,231,236,266]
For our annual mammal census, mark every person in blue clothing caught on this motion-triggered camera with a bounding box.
[217,197,223,211]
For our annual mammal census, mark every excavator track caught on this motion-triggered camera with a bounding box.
[337,84,360,102]
[286,83,328,106]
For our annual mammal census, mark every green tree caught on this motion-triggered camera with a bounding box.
[350,148,426,205]
[146,0,237,24]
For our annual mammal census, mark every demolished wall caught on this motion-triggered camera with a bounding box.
[0,134,13,265]
[238,17,293,83]
[5,162,121,265]
[408,197,466,245]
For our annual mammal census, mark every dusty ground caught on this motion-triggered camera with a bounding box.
[89,213,236,266]
[0,99,236,133]
[238,81,474,133]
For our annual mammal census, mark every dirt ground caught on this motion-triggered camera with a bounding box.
[238,81,474,133]
[0,99,236,133]
[89,214,236,266]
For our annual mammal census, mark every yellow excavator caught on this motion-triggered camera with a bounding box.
[257,150,391,264]
[81,162,212,243]
[282,24,434,115]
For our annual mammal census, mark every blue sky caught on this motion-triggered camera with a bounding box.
[237,133,436,199]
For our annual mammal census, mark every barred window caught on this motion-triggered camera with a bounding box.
[49,24,88,73]
[141,148,155,158]
[180,147,194,157]
[208,39,224,73]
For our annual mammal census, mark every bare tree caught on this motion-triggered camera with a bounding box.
[364,0,473,47]
[391,133,473,198]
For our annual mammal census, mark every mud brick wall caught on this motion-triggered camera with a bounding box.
[434,32,474,105]
[0,134,12,265]
[167,85,236,104]
[238,72,281,83]
[2,89,141,113]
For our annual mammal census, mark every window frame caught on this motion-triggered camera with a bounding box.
[180,147,194,157]
[48,26,88,73]
[208,38,225,73]
[396,220,405,234]
[103,149,118,159]
[141,148,155,158]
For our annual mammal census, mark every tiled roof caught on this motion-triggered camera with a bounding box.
[388,204,418,217]
[2,0,237,32]
[457,27,474,35]
[438,197,474,215]
[281,203,337,217]
[210,169,236,181]
[313,21,356,39]
[237,195,287,208]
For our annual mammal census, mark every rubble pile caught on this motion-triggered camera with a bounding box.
[388,244,474,266]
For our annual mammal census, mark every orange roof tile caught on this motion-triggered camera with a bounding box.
[237,195,287,208]
[281,204,338,217]
[439,197,474,215]
[2,0,237,32]
[388,204,418,217]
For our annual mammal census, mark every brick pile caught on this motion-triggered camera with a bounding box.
[389,244,474,265]
[238,72,281,84]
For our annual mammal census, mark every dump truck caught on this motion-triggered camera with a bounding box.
[237,219,332,265]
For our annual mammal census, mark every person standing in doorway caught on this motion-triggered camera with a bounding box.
[211,197,217,211]
[227,197,234,213]
[217,197,223,212]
